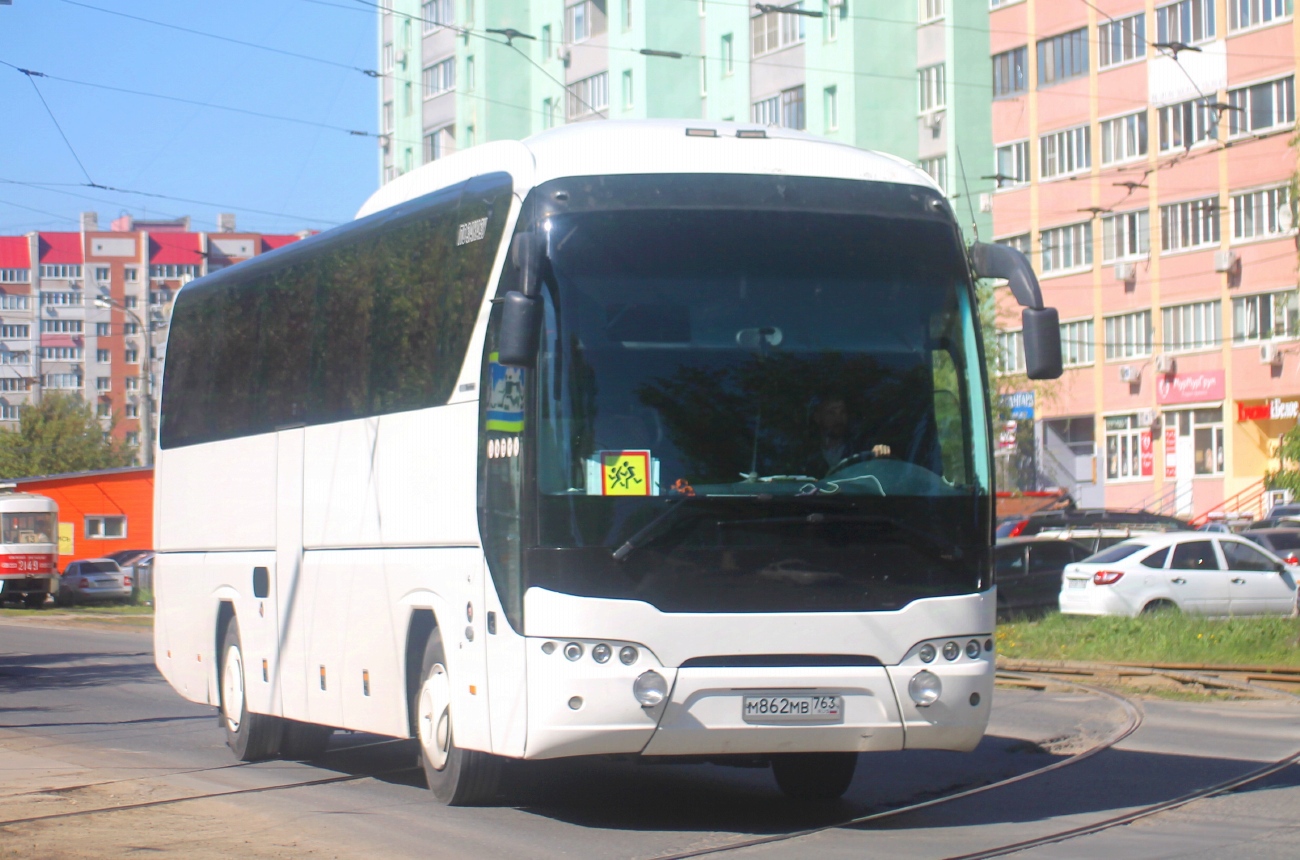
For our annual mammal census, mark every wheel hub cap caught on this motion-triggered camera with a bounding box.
[222,644,244,733]
[418,663,452,771]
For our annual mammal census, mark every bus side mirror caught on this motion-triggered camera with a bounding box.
[969,242,1063,380]
[497,291,542,368]
[511,232,546,297]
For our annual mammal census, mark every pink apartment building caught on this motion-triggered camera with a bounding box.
[990,0,1298,518]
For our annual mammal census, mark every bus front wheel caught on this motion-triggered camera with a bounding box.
[220,620,281,761]
[416,631,501,805]
[771,752,857,801]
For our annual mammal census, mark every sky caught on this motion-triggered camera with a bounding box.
[0,0,379,236]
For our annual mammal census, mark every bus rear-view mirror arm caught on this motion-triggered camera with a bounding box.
[497,232,547,368]
[969,242,1063,381]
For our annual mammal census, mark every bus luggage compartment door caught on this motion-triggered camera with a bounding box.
[639,666,904,757]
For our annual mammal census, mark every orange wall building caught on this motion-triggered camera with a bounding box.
[10,466,153,568]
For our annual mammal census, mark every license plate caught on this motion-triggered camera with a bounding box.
[1068,579,1088,589]
[742,694,842,723]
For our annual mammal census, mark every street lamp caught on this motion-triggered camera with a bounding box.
[93,296,153,466]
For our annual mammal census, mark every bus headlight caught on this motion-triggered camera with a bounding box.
[909,670,942,708]
[918,644,936,663]
[632,670,668,708]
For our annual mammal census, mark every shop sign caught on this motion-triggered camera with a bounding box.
[998,420,1018,449]
[1001,391,1035,420]
[1237,399,1300,422]
[1140,429,1154,476]
[1164,427,1177,478]
[1156,369,1225,405]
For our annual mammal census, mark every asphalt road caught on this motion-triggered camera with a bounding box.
[1,618,1298,859]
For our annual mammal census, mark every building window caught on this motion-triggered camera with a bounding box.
[93,266,110,282]
[0,379,25,391]
[125,376,139,391]
[96,402,112,419]
[1101,111,1148,164]
[121,322,138,335]
[623,69,634,108]
[0,294,30,309]
[992,46,1028,97]
[0,269,30,283]
[125,403,138,418]
[150,289,173,305]
[423,57,455,97]
[1099,13,1146,68]
[1101,210,1150,261]
[542,97,556,129]
[825,1,839,40]
[422,0,453,30]
[126,431,139,447]
[623,0,632,29]
[465,55,475,90]
[42,319,82,333]
[1228,0,1292,31]
[149,265,198,280]
[919,156,947,193]
[40,347,84,360]
[95,322,111,337]
[0,404,18,420]
[1039,124,1091,179]
[1105,415,1145,481]
[1161,196,1220,251]
[466,125,475,147]
[824,86,838,131]
[995,141,1029,188]
[996,330,1025,375]
[97,349,110,363]
[85,515,126,539]
[0,324,28,339]
[699,57,707,96]
[382,101,394,134]
[1040,222,1093,274]
[567,71,609,119]
[42,373,81,390]
[1228,76,1295,136]
[997,233,1032,256]
[0,351,31,365]
[566,1,606,42]
[96,376,111,391]
[541,24,553,57]
[423,125,455,163]
[41,292,82,306]
[1158,98,1217,151]
[1037,28,1088,87]
[919,0,944,23]
[124,295,138,308]
[721,33,734,74]
[1232,290,1300,343]
[123,267,138,283]
[1166,408,1225,475]
[1162,300,1222,352]
[781,85,805,130]
[1233,185,1294,240]
[40,265,82,280]
[1060,319,1095,367]
[1105,310,1153,360]
[125,347,139,364]
[751,3,805,56]
[1157,0,1216,43]
[382,42,394,72]
[918,63,946,113]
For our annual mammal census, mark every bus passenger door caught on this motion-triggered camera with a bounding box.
[275,427,309,721]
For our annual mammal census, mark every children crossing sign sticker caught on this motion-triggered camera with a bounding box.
[600,450,651,496]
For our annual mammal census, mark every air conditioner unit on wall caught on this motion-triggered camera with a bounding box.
[1214,250,1239,273]
[1138,408,1156,426]
[1113,262,1136,283]
[1119,364,1138,383]
[1260,342,1283,365]
[1155,354,1175,374]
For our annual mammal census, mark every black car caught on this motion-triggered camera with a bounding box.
[994,536,1093,616]
[1240,528,1300,564]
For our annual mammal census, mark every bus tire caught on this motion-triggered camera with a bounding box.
[280,720,333,761]
[23,592,48,609]
[771,752,857,801]
[416,631,501,805]
[219,620,281,762]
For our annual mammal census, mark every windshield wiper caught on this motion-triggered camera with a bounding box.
[612,496,700,562]
[715,513,963,562]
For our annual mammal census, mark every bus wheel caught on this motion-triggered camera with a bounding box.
[771,752,857,801]
[23,593,48,609]
[416,632,501,805]
[280,720,333,761]
[220,620,281,761]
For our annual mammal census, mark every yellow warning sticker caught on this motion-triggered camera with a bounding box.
[601,450,651,496]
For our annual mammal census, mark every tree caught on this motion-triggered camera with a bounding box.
[0,393,137,479]
[1265,422,1300,496]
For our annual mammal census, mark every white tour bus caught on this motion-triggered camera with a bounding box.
[153,120,1062,804]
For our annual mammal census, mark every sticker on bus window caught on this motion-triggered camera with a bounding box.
[600,450,651,496]
[486,353,525,433]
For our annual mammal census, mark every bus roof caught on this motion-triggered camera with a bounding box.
[356,119,938,220]
[0,492,57,511]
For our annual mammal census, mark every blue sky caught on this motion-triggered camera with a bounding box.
[0,0,378,235]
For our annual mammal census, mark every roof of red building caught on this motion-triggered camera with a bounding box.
[261,235,301,251]
[38,233,82,264]
[149,232,202,265]
[0,236,29,269]
[11,465,153,484]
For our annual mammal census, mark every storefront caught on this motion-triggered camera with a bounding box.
[1233,396,1300,495]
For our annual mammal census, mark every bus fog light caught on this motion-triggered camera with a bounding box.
[942,641,960,661]
[592,643,612,663]
[563,642,583,661]
[632,671,668,708]
[909,670,942,707]
[619,645,639,665]
[965,640,981,659]
[918,644,936,663]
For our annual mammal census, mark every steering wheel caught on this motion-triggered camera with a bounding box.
[825,448,886,477]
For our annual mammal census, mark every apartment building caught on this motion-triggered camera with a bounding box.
[0,214,304,462]
[990,0,1297,516]
[376,0,993,233]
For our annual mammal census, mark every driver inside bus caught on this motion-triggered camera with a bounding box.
[807,396,891,477]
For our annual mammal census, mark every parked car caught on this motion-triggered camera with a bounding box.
[1059,532,1298,617]
[1240,528,1300,565]
[1245,505,1300,530]
[1000,508,1187,539]
[995,536,1093,616]
[1035,526,1167,555]
[106,549,154,592]
[57,559,133,605]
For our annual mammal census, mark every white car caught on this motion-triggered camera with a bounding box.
[1059,531,1299,617]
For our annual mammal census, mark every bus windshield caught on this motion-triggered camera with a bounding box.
[2,512,55,545]
[516,176,992,615]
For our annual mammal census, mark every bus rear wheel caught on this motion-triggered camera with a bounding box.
[220,620,281,761]
[22,592,48,609]
[416,631,501,805]
[771,752,857,801]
